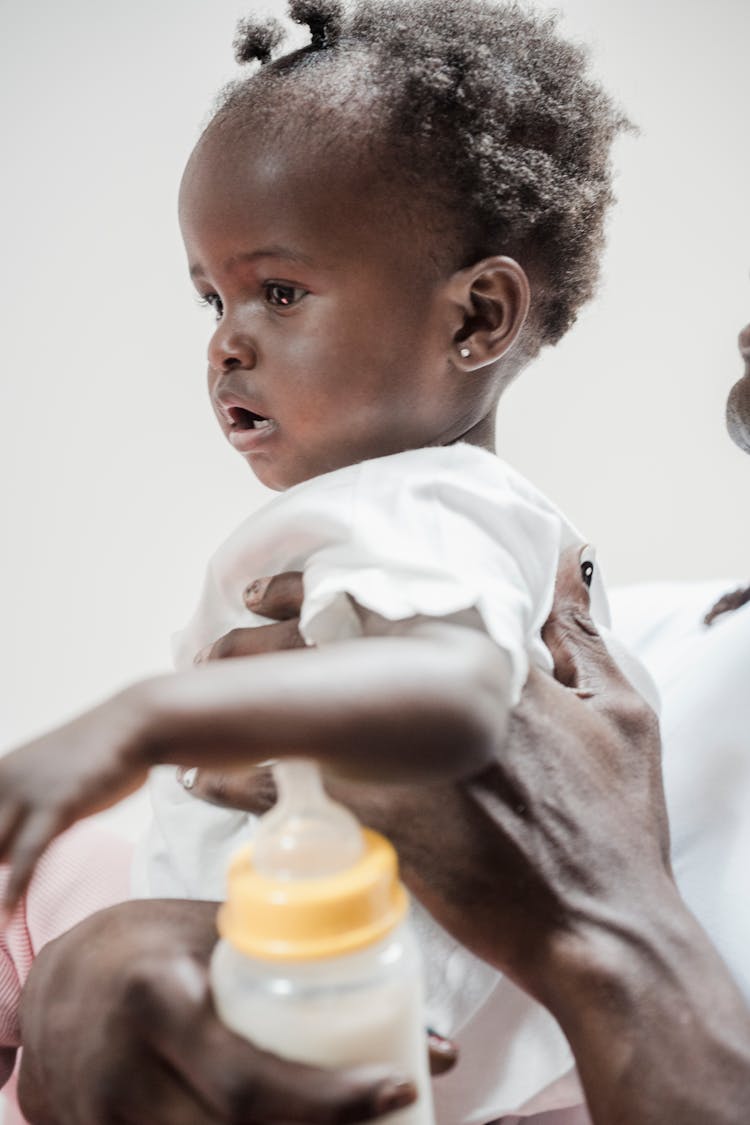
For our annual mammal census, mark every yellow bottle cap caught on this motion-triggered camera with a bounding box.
[217,828,408,961]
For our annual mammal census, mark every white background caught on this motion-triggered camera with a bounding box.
[1,0,749,753]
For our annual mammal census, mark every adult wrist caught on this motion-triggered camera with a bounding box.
[535,873,696,1023]
[534,879,750,1125]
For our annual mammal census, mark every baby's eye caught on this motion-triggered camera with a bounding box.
[263,282,308,309]
[197,293,223,319]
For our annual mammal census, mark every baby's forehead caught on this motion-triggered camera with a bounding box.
[185,74,445,235]
[180,115,443,282]
[186,108,380,213]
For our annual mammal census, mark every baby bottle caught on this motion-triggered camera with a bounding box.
[210,759,435,1125]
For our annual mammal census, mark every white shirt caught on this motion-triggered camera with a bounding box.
[609,579,750,1004]
[133,444,654,1125]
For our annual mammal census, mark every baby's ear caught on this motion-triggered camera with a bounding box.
[452,256,531,371]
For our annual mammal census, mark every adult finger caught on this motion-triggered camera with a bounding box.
[0,1048,16,1091]
[543,548,659,745]
[105,1059,221,1125]
[0,803,23,868]
[193,1041,417,1124]
[197,619,305,663]
[244,572,305,620]
[427,1030,458,1076]
[185,765,277,814]
[135,954,417,1124]
[543,545,628,698]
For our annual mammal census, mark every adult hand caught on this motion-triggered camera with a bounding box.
[18,899,417,1125]
[183,553,667,995]
[194,573,306,664]
[169,558,750,1125]
[389,547,668,991]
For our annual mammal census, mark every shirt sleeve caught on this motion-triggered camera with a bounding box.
[300,455,564,702]
[0,823,132,1049]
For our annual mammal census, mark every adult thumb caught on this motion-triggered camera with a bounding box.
[542,545,623,699]
[543,545,661,716]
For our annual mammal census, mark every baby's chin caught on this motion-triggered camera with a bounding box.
[245,455,314,493]
[726,374,750,454]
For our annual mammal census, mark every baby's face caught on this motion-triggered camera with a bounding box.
[726,323,750,454]
[179,125,471,490]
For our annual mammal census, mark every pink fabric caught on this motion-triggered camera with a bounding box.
[0,822,133,1124]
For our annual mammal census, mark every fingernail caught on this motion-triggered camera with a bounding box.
[244,578,270,608]
[427,1030,455,1054]
[374,1079,416,1114]
[178,767,199,790]
[579,544,596,588]
[194,643,213,666]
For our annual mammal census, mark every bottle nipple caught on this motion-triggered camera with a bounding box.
[253,759,364,880]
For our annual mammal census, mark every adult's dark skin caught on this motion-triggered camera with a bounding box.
[186,548,750,1125]
[18,900,420,1125]
[12,549,607,1125]
[17,552,750,1125]
[704,323,750,624]
[187,557,670,990]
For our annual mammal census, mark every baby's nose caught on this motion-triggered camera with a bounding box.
[208,322,257,372]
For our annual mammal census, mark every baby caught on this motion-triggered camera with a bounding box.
[0,1,652,1120]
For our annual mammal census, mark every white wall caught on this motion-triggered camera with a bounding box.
[500,0,750,590]
[1,0,749,752]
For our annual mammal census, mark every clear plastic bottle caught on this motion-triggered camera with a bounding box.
[210,760,435,1124]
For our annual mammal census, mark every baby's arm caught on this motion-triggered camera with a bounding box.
[0,622,511,910]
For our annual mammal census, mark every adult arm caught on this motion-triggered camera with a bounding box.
[517,569,750,1124]
[192,560,750,1125]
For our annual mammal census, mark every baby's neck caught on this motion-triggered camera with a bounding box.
[445,412,497,455]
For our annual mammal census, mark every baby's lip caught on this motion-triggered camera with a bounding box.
[214,392,272,429]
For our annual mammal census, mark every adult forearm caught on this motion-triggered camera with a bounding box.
[544,880,750,1125]
[132,628,509,782]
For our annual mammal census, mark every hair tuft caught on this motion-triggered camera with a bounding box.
[233,17,286,66]
[289,0,344,50]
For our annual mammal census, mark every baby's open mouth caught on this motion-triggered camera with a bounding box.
[228,407,274,431]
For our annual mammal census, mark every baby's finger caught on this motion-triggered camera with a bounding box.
[3,809,64,912]
[244,572,304,620]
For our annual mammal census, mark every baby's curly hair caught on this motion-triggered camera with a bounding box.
[211,0,630,350]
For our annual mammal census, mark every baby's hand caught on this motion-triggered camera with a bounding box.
[0,690,147,916]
